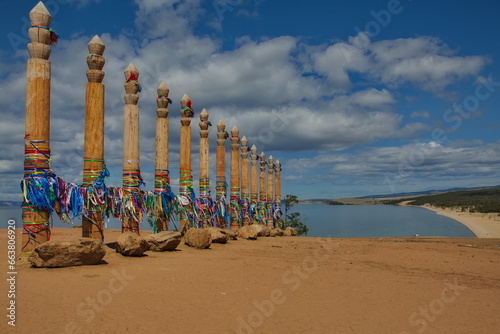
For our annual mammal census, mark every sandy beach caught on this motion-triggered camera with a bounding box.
[1,227,500,334]
[419,205,500,238]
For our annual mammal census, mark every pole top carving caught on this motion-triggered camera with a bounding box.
[275,160,282,175]
[230,126,239,150]
[124,63,140,105]
[30,2,51,27]
[199,108,210,138]
[260,152,267,171]
[216,119,227,147]
[240,136,249,158]
[156,81,171,118]
[88,35,105,55]
[86,35,105,83]
[268,155,274,173]
[28,2,55,60]
[180,94,193,126]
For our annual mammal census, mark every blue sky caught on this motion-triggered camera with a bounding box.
[0,0,499,201]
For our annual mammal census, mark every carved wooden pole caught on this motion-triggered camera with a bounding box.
[240,136,250,226]
[22,2,56,252]
[82,35,106,240]
[179,94,194,232]
[274,160,283,228]
[250,145,259,224]
[198,108,212,227]
[122,63,142,234]
[154,81,171,232]
[267,155,275,228]
[216,120,228,228]
[229,126,241,229]
[259,152,267,225]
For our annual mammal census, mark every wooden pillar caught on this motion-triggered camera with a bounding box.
[215,120,228,228]
[179,94,194,232]
[267,155,275,228]
[274,160,283,228]
[198,108,212,227]
[82,35,106,240]
[229,126,241,229]
[22,2,54,252]
[250,145,259,224]
[240,136,250,226]
[154,81,171,232]
[122,63,142,234]
[259,152,267,225]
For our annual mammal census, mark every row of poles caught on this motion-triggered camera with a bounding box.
[21,2,283,252]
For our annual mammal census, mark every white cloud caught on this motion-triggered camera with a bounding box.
[313,33,488,92]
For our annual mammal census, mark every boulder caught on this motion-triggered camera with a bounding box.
[223,229,238,240]
[28,238,105,268]
[258,225,272,237]
[238,225,259,240]
[283,227,298,236]
[183,228,212,249]
[274,228,284,236]
[116,232,149,257]
[145,231,181,251]
[207,227,230,244]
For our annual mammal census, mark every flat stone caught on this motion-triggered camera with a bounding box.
[145,231,181,251]
[257,225,272,237]
[238,225,259,240]
[283,227,298,236]
[116,232,148,257]
[183,228,212,249]
[274,228,284,236]
[207,227,230,244]
[28,238,105,268]
[223,229,238,240]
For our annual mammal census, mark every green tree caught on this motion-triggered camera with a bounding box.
[283,194,308,236]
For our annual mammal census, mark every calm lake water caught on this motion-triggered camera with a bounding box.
[0,204,476,238]
[295,204,475,238]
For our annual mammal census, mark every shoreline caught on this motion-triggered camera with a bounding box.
[419,204,500,238]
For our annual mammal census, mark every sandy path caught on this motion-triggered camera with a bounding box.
[1,228,500,334]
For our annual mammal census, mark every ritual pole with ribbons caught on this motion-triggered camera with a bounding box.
[197,108,213,227]
[267,155,275,228]
[240,136,250,226]
[274,160,283,227]
[258,152,267,225]
[121,63,143,234]
[229,126,241,229]
[178,94,196,232]
[249,145,259,224]
[81,35,107,240]
[153,81,174,232]
[215,120,229,228]
[21,2,58,252]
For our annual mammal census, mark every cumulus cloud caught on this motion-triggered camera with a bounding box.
[286,141,500,187]
[313,33,488,93]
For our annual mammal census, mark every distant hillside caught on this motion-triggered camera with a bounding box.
[385,188,500,213]
[358,185,500,199]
